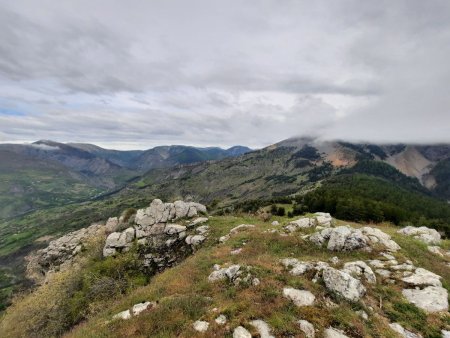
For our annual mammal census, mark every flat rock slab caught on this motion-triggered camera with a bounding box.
[402,286,448,313]
[283,287,315,307]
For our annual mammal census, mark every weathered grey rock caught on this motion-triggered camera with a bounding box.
[283,287,315,307]
[402,286,448,312]
[427,245,444,257]
[196,225,209,235]
[233,326,252,338]
[356,310,368,321]
[315,212,332,227]
[271,220,280,226]
[105,217,119,232]
[442,330,450,338]
[401,268,442,287]
[193,320,209,332]
[132,301,154,316]
[189,217,209,227]
[26,222,105,283]
[327,226,368,251]
[281,258,314,275]
[324,327,349,338]
[361,227,401,251]
[398,226,441,244]
[112,309,131,320]
[185,235,206,246]
[249,319,275,338]
[322,267,366,302]
[389,323,423,338]
[298,320,315,338]
[343,261,376,284]
[375,269,392,278]
[215,314,227,325]
[208,265,241,282]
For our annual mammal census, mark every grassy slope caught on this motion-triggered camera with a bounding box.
[2,214,448,337]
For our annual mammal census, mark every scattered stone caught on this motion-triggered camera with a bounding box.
[442,330,450,338]
[231,248,243,255]
[324,327,349,338]
[219,234,231,243]
[131,301,154,316]
[271,221,279,226]
[401,268,442,287]
[193,320,209,333]
[361,227,401,252]
[398,226,441,244]
[112,309,131,320]
[367,260,385,269]
[233,326,252,338]
[427,246,444,257]
[298,319,315,338]
[356,310,368,321]
[402,286,448,312]
[185,234,206,246]
[215,314,227,325]
[283,287,315,307]
[249,319,275,338]
[322,267,366,302]
[208,264,241,283]
[195,225,209,235]
[389,323,423,338]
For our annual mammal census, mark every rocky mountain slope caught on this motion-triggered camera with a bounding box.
[0,141,251,219]
[0,199,449,337]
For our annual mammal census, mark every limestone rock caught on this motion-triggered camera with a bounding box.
[208,264,241,282]
[132,301,154,316]
[398,226,441,244]
[112,309,131,320]
[442,330,450,338]
[233,326,252,338]
[193,320,209,332]
[298,320,315,338]
[249,319,275,338]
[402,286,448,312]
[215,314,227,325]
[283,287,315,307]
[322,267,366,302]
[389,323,423,338]
[401,268,442,287]
[271,220,279,226]
[324,327,349,338]
[343,261,376,284]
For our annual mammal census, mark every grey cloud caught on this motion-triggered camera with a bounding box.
[0,0,449,148]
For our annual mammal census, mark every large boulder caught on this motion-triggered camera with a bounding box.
[322,267,366,302]
[398,226,441,244]
[402,286,448,312]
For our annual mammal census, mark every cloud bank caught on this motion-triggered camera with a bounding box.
[0,0,449,149]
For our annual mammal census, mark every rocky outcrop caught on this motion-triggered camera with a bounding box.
[322,267,366,302]
[285,212,332,232]
[102,200,208,272]
[26,222,106,283]
[309,225,400,252]
[397,226,441,244]
[208,264,259,286]
[342,261,376,284]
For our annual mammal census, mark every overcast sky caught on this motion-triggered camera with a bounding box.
[0,0,449,149]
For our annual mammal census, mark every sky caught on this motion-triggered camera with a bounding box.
[0,0,449,150]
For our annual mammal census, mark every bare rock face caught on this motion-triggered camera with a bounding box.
[102,199,208,272]
[322,267,366,302]
[398,226,441,244]
[26,222,105,284]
